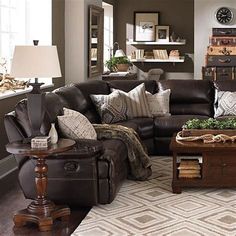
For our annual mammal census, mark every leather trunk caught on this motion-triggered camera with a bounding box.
[210,37,236,46]
[216,67,235,80]
[207,46,236,55]
[212,28,236,37]
[205,55,236,67]
[202,67,216,80]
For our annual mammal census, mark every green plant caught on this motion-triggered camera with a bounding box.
[105,56,132,71]
[183,118,236,130]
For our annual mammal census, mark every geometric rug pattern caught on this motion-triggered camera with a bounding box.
[72,157,236,236]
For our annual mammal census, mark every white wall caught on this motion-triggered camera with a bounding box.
[194,0,236,79]
[65,0,102,84]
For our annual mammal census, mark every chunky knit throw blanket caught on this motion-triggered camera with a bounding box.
[93,124,152,181]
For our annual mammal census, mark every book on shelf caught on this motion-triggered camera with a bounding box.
[153,50,168,60]
[179,173,201,178]
[178,165,201,170]
[178,169,201,174]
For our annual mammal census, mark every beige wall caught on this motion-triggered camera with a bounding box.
[65,0,102,84]
[0,0,65,161]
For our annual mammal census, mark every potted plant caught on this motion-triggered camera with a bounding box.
[181,118,236,137]
[105,56,132,72]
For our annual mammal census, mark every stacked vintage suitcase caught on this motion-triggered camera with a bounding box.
[202,28,236,80]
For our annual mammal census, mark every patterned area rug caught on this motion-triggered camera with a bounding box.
[72,157,236,236]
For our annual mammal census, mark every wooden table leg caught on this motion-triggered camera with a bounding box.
[172,184,182,194]
[13,155,70,232]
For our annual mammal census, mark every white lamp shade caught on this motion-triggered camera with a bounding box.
[114,49,126,58]
[10,46,61,78]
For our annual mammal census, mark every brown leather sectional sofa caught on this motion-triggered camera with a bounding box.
[4,79,234,206]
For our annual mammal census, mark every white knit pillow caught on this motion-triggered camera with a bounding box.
[146,89,171,116]
[215,91,236,118]
[57,108,97,140]
[112,83,152,118]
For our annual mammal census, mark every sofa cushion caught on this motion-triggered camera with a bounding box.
[90,90,127,123]
[158,80,215,116]
[116,118,154,139]
[154,115,209,137]
[54,84,87,112]
[74,80,110,123]
[215,91,236,118]
[214,80,236,92]
[112,83,152,118]
[108,80,157,94]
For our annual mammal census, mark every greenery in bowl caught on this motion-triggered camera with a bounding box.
[105,56,132,72]
[183,118,236,130]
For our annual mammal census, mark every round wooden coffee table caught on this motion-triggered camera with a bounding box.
[6,138,76,232]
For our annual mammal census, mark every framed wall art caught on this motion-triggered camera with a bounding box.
[156,26,169,42]
[134,12,159,42]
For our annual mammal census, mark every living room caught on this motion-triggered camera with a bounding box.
[1,0,236,235]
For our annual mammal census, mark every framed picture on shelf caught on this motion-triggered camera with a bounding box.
[156,26,169,42]
[134,12,159,42]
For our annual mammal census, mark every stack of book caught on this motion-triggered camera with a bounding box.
[178,159,201,178]
[153,50,168,60]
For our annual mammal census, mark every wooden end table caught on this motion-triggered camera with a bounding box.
[170,134,236,194]
[6,138,76,232]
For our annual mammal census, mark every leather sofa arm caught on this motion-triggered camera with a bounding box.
[49,138,104,159]
[4,111,26,143]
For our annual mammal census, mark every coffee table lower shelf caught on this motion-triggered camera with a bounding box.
[170,135,236,194]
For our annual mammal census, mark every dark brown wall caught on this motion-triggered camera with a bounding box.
[114,0,194,73]
[0,0,65,160]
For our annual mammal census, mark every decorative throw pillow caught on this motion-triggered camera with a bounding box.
[90,90,127,124]
[57,108,97,140]
[112,83,152,118]
[145,89,171,116]
[215,91,236,117]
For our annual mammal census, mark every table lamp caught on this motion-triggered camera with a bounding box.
[10,42,61,139]
[113,42,126,58]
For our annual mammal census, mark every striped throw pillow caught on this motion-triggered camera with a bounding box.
[112,83,152,118]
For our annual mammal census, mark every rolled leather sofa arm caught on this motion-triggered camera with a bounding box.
[49,138,104,159]
[4,111,26,143]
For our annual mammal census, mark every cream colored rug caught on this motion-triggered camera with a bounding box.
[72,157,236,236]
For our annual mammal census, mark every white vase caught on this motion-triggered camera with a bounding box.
[49,123,58,144]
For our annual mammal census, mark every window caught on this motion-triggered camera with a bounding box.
[0,0,52,84]
[103,2,113,71]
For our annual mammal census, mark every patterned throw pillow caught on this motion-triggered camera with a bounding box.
[57,108,97,140]
[112,83,152,119]
[215,91,236,117]
[146,89,171,116]
[90,90,127,124]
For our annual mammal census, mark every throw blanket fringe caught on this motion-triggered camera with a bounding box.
[93,124,152,180]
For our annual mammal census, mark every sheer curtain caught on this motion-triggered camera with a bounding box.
[0,0,52,83]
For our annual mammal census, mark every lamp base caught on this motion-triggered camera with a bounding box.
[27,80,46,139]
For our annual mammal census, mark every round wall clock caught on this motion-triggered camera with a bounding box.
[215,7,234,25]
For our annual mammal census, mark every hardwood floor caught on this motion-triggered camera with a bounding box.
[0,181,90,236]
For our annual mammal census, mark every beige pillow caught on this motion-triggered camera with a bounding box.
[57,108,97,140]
[146,89,171,116]
[112,83,152,118]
